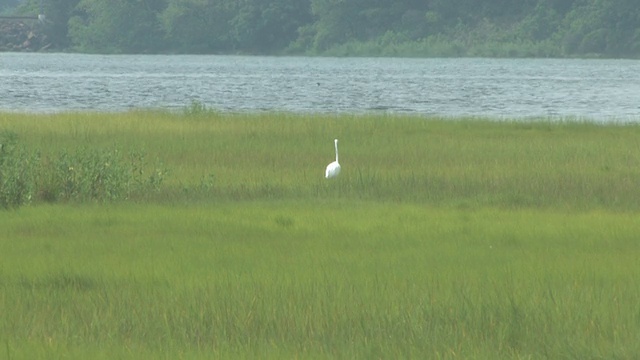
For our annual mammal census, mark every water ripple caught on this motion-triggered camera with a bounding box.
[1,53,640,121]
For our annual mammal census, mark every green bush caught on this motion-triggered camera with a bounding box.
[0,131,36,209]
[183,99,218,117]
[0,132,167,209]
[38,147,167,203]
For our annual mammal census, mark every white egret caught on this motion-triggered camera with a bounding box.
[325,139,341,179]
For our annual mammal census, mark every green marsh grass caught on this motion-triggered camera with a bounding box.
[1,111,640,358]
[3,111,640,208]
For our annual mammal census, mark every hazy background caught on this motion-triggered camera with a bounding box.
[1,0,639,57]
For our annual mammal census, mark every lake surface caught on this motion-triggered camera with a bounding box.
[1,53,639,121]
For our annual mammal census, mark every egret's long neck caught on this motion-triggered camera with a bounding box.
[334,140,339,162]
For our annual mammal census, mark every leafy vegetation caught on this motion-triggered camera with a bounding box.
[2,110,640,209]
[1,111,640,358]
[8,0,640,57]
[0,0,20,13]
[0,131,36,208]
[0,128,165,207]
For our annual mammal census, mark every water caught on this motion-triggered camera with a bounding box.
[1,53,640,121]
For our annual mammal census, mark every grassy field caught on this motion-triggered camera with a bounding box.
[1,111,640,358]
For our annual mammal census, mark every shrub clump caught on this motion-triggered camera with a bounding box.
[0,132,167,209]
[183,99,219,117]
[39,148,166,203]
[0,131,37,209]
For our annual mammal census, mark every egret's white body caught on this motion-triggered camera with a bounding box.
[325,139,341,178]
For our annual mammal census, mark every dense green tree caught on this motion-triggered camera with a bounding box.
[41,0,81,48]
[0,0,21,12]
[159,0,311,53]
[309,0,363,50]
[160,0,233,53]
[68,0,166,53]
[479,0,538,18]
[559,0,640,56]
[231,0,311,53]
[309,0,414,50]
[5,0,640,57]
[517,0,563,41]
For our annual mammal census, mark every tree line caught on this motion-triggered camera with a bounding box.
[6,0,640,57]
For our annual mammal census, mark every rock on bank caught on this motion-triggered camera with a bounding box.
[0,20,50,52]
